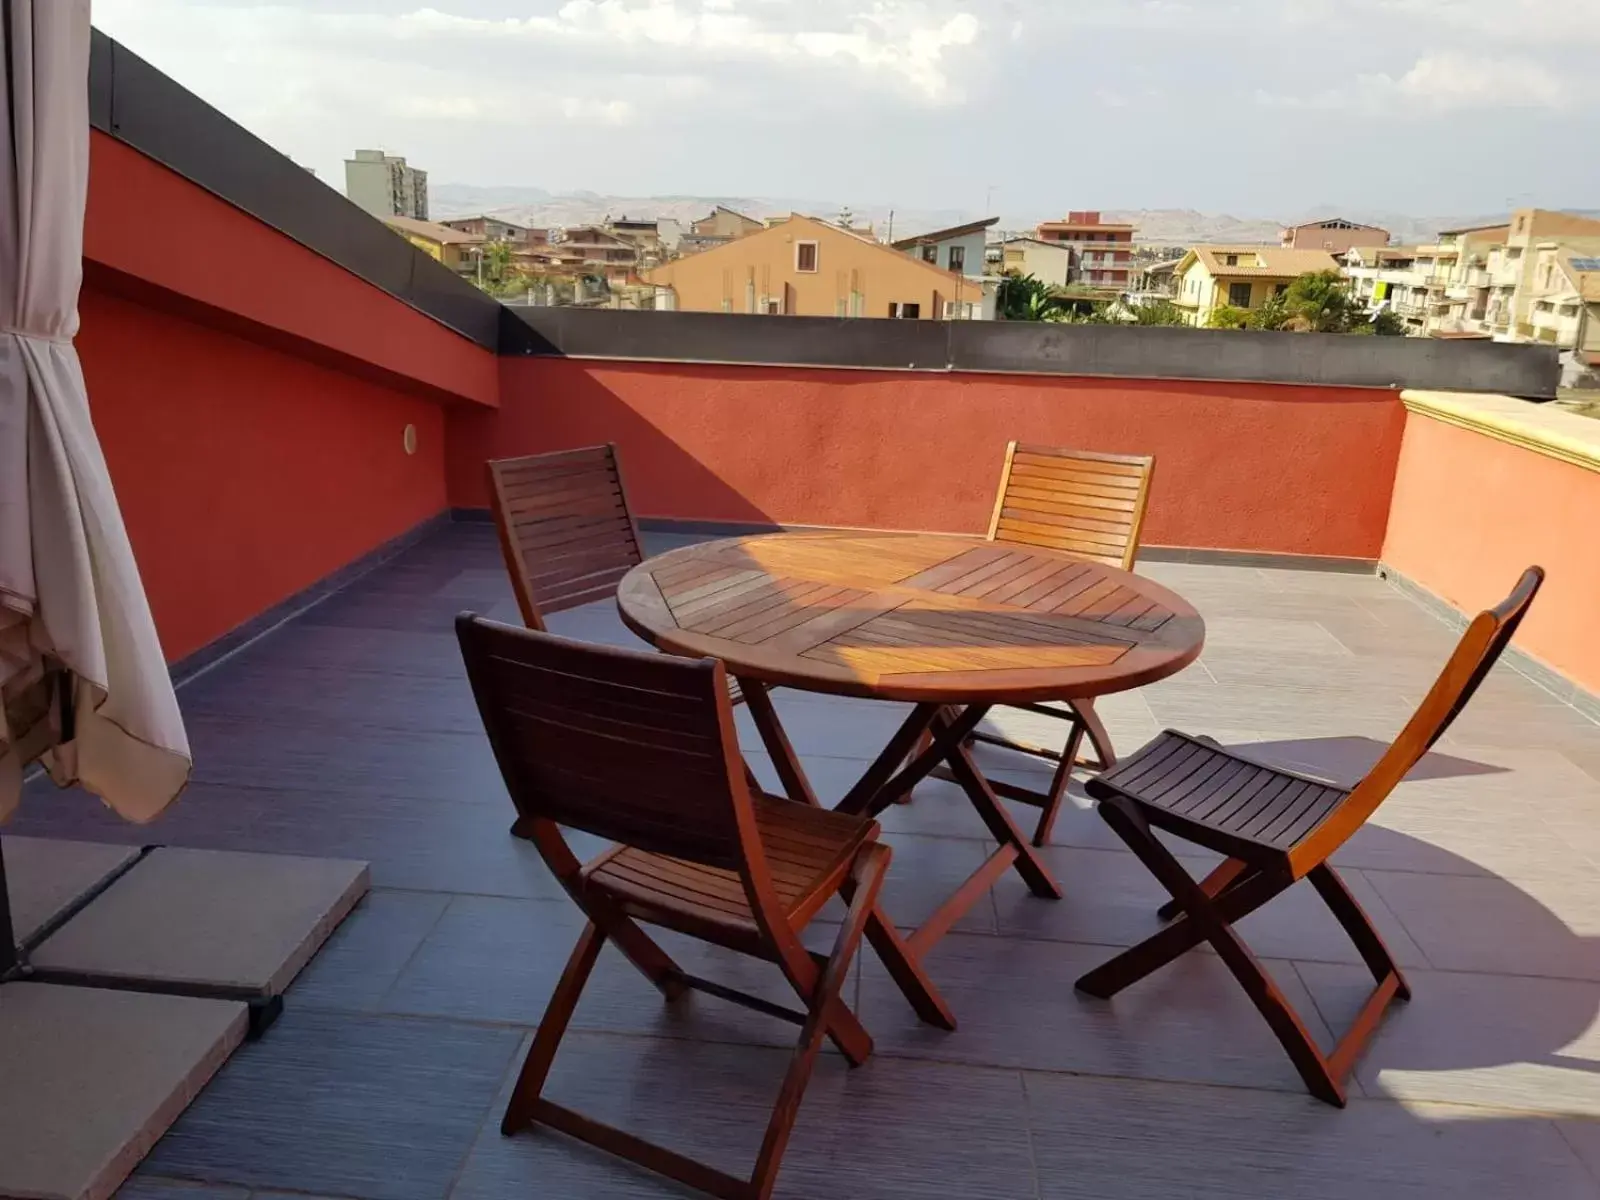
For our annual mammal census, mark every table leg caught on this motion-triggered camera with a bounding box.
[928,708,1063,901]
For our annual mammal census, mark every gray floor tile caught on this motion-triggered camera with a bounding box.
[1299,961,1600,1116]
[456,1030,1039,1200]
[859,931,1335,1094]
[143,1009,522,1200]
[116,1179,249,1200]
[1363,868,1600,980]
[288,889,452,1011]
[1025,1072,1599,1200]
[377,895,851,1053]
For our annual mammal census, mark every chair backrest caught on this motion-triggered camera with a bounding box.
[1293,566,1544,869]
[487,445,645,631]
[987,442,1155,571]
[456,614,757,871]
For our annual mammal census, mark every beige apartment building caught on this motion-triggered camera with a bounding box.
[644,214,992,319]
[1280,217,1390,255]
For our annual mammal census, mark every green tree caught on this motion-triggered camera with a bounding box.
[1207,270,1404,336]
[997,272,1071,322]
[1207,303,1253,330]
[1125,298,1190,327]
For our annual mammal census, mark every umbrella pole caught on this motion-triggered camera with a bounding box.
[0,832,16,978]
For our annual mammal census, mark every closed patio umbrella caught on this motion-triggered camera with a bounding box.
[0,0,190,823]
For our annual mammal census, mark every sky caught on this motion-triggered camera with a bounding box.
[92,0,1600,219]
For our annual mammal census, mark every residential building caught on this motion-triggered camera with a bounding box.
[1344,245,1429,334]
[1169,245,1340,327]
[1033,211,1136,289]
[1128,259,1184,307]
[643,213,992,318]
[1526,250,1600,384]
[608,217,660,249]
[993,237,1075,288]
[439,215,543,245]
[691,205,765,240]
[381,215,482,272]
[891,217,998,280]
[343,149,428,220]
[1279,217,1389,255]
[559,226,640,269]
[1480,210,1600,344]
[1427,222,1511,337]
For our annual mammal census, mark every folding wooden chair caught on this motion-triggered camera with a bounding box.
[932,442,1155,846]
[486,443,753,705]
[1074,567,1544,1106]
[456,614,952,1200]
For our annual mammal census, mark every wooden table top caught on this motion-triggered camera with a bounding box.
[617,532,1205,704]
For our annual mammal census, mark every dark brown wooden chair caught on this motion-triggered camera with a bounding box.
[1073,567,1544,1106]
[487,444,752,706]
[456,614,953,1200]
[941,442,1155,846]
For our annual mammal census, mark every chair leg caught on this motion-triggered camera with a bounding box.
[1157,856,1251,922]
[1309,864,1411,999]
[1079,798,1346,1106]
[1072,697,1116,772]
[503,921,605,1135]
[750,842,890,1199]
[502,851,891,1200]
[1030,719,1085,848]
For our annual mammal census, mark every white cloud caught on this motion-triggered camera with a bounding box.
[1258,52,1584,114]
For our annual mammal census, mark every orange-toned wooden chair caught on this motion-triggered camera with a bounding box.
[486,444,751,705]
[456,615,954,1200]
[951,442,1156,846]
[1074,568,1543,1106]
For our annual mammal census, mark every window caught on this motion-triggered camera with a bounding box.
[889,302,921,319]
[948,245,965,273]
[765,298,781,315]
[1228,282,1253,307]
[921,244,938,264]
[1274,283,1288,296]
[795,241,819,272]
[1224,254,1239,267]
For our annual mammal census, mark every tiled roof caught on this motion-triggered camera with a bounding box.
[891,217,1000,249]
[383,216,483,245]
[1189,246,1341,277]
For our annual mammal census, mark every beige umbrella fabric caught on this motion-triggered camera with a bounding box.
[0,0,190,823]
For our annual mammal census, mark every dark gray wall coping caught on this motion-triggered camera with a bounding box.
[501,307,1560,397]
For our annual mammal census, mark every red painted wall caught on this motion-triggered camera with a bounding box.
[77,134,500,662]
[78,286,449,662]
[86,132,498,409]
[451,358,1407,558]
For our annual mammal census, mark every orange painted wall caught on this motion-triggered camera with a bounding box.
[451,358,1407,558]
[1383,414,1600,694]
[78,286,449,663]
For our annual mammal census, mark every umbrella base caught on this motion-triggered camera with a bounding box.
[0,982,247,1200]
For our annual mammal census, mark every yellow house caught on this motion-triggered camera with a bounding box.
[383,215,483,271]
[644,214,992,319]
[1171,245,1341,327]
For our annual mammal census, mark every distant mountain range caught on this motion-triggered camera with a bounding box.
[429,184,1590,248]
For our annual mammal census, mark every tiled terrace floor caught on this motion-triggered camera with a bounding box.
[16,521,1600,1199]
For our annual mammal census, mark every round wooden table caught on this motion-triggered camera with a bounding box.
[617,530,1205,704]
[617,530,1206,961]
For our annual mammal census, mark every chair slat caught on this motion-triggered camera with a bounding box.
[488,446,646,627]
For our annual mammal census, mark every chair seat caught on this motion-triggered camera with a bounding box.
[1088,731,1349,862]
[583,794,873,942]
